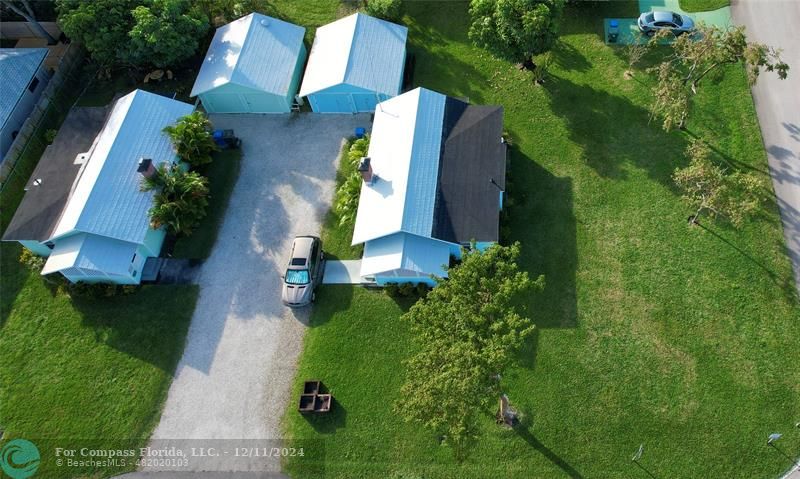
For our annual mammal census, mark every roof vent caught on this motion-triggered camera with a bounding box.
[358,157,374,185]
[260,18,269,27]
[137,158,156,179]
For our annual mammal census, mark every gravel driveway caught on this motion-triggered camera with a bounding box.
[144,113,370,474]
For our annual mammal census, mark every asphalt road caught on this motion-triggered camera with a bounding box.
[731,0,800,294]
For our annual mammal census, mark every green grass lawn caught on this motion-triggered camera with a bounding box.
[679,0,730,12]
[0,244,197,478]
[0,54,200,479]
[172,149,242,258]
[283,2,800,478]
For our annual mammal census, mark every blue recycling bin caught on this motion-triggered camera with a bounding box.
[355,127,366,139]
[608,19,620,43]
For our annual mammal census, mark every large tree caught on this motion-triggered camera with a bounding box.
[649,25,789,131]
[128,0,208,69]
[395,243,544,452]
[468,0,565,69]
[57,0,143,67]
[674,139,766,227]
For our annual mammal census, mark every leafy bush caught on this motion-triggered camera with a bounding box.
[384,282,401,297]
[398,282,415,297]
[19,248,45,271]
[141,163,210,235]
[334,135,370,225]
[364,0,404,22]
[44,129,58,144]
[163,111,218,168]
[68,282,139,298]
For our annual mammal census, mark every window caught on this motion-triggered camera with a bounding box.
[290,257,306,266]
[28,77,40,93]
[285,269,310,285]
[672,14,683,26]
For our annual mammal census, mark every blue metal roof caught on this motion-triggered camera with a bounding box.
[74,234,139,275]
[345,13,407,95]
[299,13,407,97]
[0,48,47,130]
[190,13,306,97]
[401,88,445,237]
[53,90,194,244]
[360,232,450,277]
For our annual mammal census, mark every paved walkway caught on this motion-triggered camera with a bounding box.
[144,113,370,474]
[322,259,362,284]
[732,0,800,294]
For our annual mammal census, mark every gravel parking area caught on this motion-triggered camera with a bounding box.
[145,113,370,474]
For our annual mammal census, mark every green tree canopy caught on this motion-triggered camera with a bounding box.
[395,243,544,452]
[129,0,208,69]
[163,111,218,168]
[364,0,404,22]
[649,24,789,130]
[57,0,143,67]
[468,0,565,66]
[57,0,208,69]
[674,139,767,227]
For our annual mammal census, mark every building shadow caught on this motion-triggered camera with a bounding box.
[505,148,578,368]
[0,243,27,328]
[543,74,689,183]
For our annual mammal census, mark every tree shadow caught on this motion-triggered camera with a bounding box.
[515,425,586,479]
[543,74,689,183]
[506,149,578,369]
[552,40,591,73]
[694,220,798,303]
[405,4,488,104]
[70,285,198,372]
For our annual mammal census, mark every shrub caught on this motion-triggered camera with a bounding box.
[44,129,58,144]
[19,248,45,271]
[141,163,210,236]
[68,282,139,298]
[385,282,401,297]
[163,111,218,168]
[335,135,371,225]
[365,0,404,22]
[414,282,430,298]
[398,282,415,297]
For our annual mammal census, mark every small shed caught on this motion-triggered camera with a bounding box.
[191,13,306,113]
[299,13,407,113]
[0,48,50,160]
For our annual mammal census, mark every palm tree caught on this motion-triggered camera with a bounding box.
[142,163,209,235]
[163,111,218,168]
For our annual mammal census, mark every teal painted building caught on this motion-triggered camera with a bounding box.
[191,13,306,113]
[2,90,194,284]
[351,88,507,286]
[299,13,407,114]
